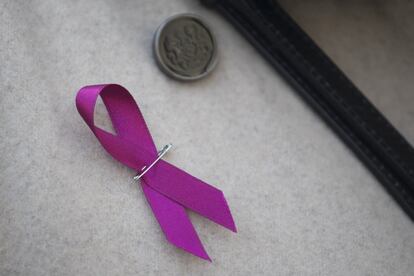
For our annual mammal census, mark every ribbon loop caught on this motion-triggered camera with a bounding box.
[76,84,236,261]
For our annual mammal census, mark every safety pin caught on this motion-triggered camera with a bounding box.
[133,143,173,180]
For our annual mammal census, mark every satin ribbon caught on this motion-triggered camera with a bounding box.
[76,84,236,261]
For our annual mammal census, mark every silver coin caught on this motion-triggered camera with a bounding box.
[153,13,218,81]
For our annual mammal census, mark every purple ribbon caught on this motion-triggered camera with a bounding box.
[76,84,236,261]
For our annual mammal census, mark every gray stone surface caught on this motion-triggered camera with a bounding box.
[1,0,413,275]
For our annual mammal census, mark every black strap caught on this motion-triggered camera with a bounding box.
[202,0,414,220]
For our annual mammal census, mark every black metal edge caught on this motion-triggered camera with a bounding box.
[202,0,414,220]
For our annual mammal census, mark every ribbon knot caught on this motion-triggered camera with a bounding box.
[76,84,236,261]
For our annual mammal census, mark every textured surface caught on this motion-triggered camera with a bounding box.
[1,0,413,275]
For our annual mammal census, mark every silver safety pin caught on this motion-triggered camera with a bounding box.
[133,143,173,180]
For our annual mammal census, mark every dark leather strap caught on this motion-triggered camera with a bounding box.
[202,0,414,220]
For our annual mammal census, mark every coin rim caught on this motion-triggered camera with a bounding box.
[153,13,218,81]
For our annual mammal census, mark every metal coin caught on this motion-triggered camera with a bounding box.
[153,14,218,81]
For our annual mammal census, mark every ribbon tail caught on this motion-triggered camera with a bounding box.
[141,181,211,261]
[145,161,237,233]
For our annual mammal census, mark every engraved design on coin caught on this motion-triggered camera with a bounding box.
[163,21,213,75]
[154,14,217,81]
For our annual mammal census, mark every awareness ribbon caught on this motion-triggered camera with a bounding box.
[76,84,236,261]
